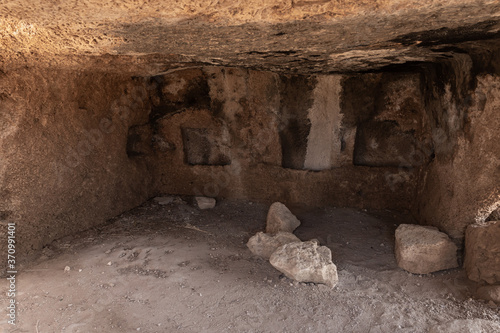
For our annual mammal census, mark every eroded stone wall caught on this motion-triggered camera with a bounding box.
[417,56,500,239]
[1,58,498,269]
[135,67,430,210]
[0,68,154,263]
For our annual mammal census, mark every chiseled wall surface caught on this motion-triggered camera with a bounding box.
[1,62,497,269]
[417,72,500,239]
[147,67,428,211]
[0,68,154,265]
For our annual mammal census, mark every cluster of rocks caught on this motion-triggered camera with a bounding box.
[395,219,500,304]
[247,202,338,288]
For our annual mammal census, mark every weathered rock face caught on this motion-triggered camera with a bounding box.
[487,208,500,222]
[1,1,500,75]
[1,0,500,271]
[416,68,500,239]
[465,221,500,284]
[269,240,338,288]
[0,69,154,264]
[247,231,301,259]
[476,285,500,304]
[0,65,431,268]
[1,60,499,269]
[395,224,458,274]
[147,68,424,210]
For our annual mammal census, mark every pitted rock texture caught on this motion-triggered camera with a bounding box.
[1,1,500,74]
[476,285,500,304]
[395,224,458,275]
[270,240,338,288]
[266,202,301,234]
[416,73,500,239]
[2,0,500,270]
[465,220,500,284]
[246,231,301,259]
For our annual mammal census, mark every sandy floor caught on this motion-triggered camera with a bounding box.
[1,198,500,333]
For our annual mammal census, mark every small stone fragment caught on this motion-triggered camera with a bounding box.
[64,266,71,272]
[476,285,500,304]
[309,238,320,245]
[266,202,301,234]
[195,196,216,209]
[395,224,458,274]
[465,220,500,284]
[269,240,338,288]
[153,196,175,205]
[247,231,301,259]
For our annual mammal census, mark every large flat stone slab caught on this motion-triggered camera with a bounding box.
[395,224,458,274]
[465,220,500,284]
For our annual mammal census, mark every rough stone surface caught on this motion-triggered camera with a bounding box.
[353,121,420,167]
[266,202,301,234]
[476,285,500,303]
[416,73,500,239]
[1,0,500,271]
[182,128,231,166]
[246,232,301,259]
[269,240,338,288]
[195,197,216,210]
[428,319,500,333]
[154,68,418,211]
[395,224,458,274]
[0,66,428,270]
[2,1,500,74]
[487,208,500,222]
[0,69,154,268]
[465,221,500,284]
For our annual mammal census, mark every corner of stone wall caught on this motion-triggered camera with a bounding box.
[416,54,500,240]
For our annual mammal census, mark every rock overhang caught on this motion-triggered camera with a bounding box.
[1,0,500,75]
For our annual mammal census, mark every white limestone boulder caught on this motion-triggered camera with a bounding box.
[269,240,338,288]
[246,232,301,259]
[395,224,458,274]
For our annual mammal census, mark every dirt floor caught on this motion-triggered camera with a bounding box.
[2,198,500,333]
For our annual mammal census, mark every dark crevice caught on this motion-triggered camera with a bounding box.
[391,20,500,47]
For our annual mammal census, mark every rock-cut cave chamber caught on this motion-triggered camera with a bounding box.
[0,1,500,329]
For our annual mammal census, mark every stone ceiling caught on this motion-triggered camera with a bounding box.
[1,0,500,75]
